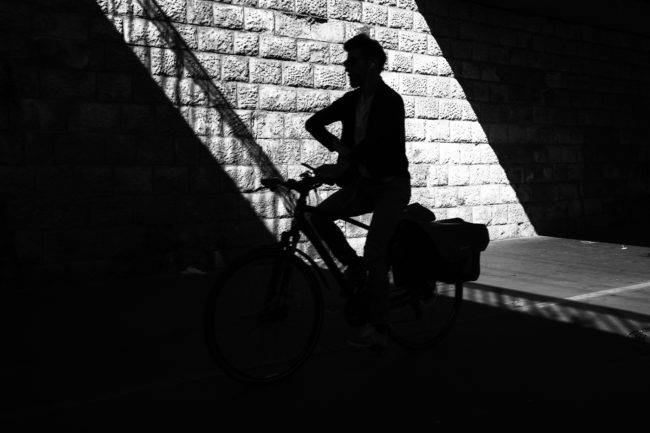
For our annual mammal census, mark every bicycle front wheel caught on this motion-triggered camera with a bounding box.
[204,249,323,384]
[388,280,463,350]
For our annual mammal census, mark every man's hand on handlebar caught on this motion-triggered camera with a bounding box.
[313,160,350,185]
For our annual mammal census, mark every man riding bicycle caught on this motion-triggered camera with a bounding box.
[305,34,411,350]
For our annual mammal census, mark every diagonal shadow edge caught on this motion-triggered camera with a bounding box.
[134,0,289,199]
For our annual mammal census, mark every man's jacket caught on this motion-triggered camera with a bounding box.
[307,78,410,180]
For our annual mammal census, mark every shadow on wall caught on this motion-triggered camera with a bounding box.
[2,0,278,283]
[416,0,650,246]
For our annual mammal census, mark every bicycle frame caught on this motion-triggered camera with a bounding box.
[279,187,370,296]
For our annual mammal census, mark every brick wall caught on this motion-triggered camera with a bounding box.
[2,0,649,282]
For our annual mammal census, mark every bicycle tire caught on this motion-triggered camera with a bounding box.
[204,248,323,384]
[388,279,463,350]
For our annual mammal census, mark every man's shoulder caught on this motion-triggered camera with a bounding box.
[376,80,404,108]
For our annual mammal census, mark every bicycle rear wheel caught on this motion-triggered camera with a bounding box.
[388,279,463,350]
[204,249,323,384]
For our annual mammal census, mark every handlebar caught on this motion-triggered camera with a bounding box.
[260,175,323,195]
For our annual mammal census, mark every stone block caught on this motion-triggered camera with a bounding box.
[328,0,362,21]
[260,35,297,60]
[458,185,481,206]
[412,97,437,119]
[223,109,254,137]
[439,142,459,164]
[259,86,297,111]
[296,0,327,17]
[472,206,492,224]
[254,111,284,138]
[428,76,450,98]
[490,164,508,184]
[180,106,222,136]
[380,71,400,91]
[413,54,437,75]
[284,112,312,138]
[250,59,282,84]
[461,101,477,121]
[123,17,165,47]
[258,139,301,164]
[399,31,426,54]
[413,12,430,33]
[405,119,426,141]
[33,11,89,40]
[389,8,412,29]
[400,74,428,96]
[256,0,292,10]
[426,120,450,141]
[136,135,175,163]
[408,163,428,187]
[233,32,259,56]
[374,27,399,50]
[296,89,330,111]
[398,0,418,11]
[243,7,274,32]
[222,55,249,81]
[469,165,490,185]
[115,166,153,192]
[480,184,501,204]
[434,186,459,208]
[40,69,95,99]
[213,3,244,29]
[330,43,346,64]
[187,0,214,25]
[283,62,314,87]
[386,51,412,72]
[439,100,463,120]
[448,164,469,186]
[403,96,415,117]
[97,73,132,102]
[472,122,488,144]
[237,83,259,109]
[426,164,447,187]
[362,3,388,26]
[438,57,453,76]
[138,0,187,22]
[274,11,311,38]
[459,142,481,165]
[301,139,335,165]
[314,65,345,89]
[204,137,248,165]
[427,35,443,56]
[197,27,233,53]
[449,121,473,142]
[153,166,189,193]
[69,102,120,131]
[191,52,221,78]
[310,20,346,43]
[406,141,437,164]
[297,40,329,63]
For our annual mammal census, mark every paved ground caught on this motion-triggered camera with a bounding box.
[3,236,650,428]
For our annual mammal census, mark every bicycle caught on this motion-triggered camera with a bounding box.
[204,166,464,384]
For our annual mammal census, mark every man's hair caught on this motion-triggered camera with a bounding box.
[343,33,386,71]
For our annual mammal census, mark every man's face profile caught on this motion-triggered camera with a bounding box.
[344,48,374,88]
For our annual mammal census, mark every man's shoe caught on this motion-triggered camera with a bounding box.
[347,324,388,351]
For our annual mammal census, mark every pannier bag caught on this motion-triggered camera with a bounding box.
[389,203,490,286]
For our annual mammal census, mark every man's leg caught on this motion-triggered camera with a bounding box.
[308,180,372,267]
[363,178,411,328]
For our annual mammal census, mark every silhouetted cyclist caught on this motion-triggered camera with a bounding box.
[305,34,411,350]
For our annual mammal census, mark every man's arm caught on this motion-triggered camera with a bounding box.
[305,98,348,155]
